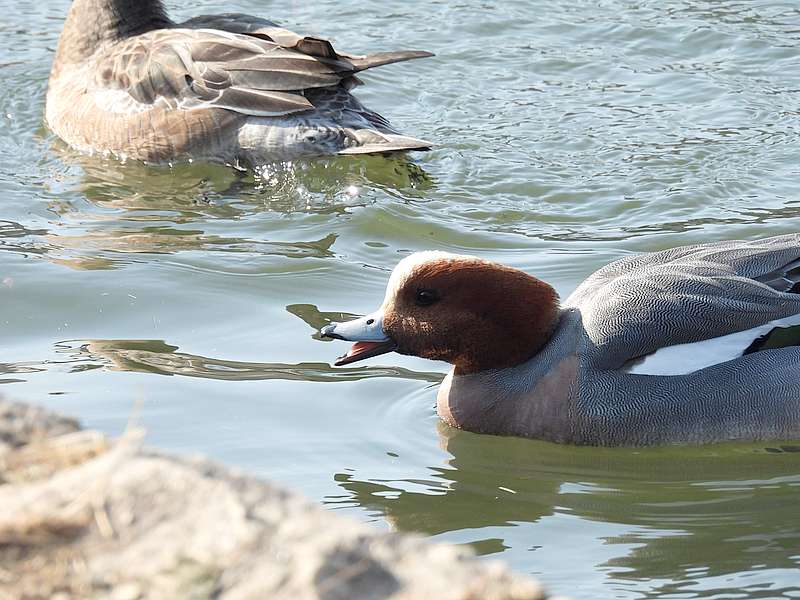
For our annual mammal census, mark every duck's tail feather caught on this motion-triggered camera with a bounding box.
[347,50,434,72]
[339,131,432,155]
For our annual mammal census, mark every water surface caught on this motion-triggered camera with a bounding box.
[1,1,800,597]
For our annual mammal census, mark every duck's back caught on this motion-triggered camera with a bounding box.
[562,234,800,445]
[566,234,800,370]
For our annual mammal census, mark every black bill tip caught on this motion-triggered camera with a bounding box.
[320,324,345,340]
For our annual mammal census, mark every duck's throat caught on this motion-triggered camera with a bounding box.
[436,354,578,441]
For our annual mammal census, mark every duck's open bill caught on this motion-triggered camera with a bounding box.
[333,340,398,366]
[320,310,396,365]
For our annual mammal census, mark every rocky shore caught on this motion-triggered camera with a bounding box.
[0,400,556,600]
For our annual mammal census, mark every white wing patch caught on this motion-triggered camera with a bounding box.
[624,312,800,375]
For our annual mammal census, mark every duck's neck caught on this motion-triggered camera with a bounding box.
[56,0,170,63]
[437,309,581,442]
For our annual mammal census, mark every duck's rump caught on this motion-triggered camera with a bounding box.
[236,86,431,161]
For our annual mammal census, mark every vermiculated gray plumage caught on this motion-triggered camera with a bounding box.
[569,235,800,370]
[445,234,800,446]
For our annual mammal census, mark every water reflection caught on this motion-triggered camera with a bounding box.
[53,339,442,384]
[47,230,339,271]
[0,361,47,385]
[250,154,435,206]
[332,423,800,594]
[0,220,48,260]
[0,215,342,269]
[286,303,362,341]
[51,145,434,216]
[29,149,435,269]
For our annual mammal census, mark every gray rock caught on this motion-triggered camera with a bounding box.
[0,400,556,600]
[0,399,79,450]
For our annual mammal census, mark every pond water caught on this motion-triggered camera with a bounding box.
[2,0,800,597]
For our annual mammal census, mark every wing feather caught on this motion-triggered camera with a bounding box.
[566,234,800,370]
[93,14,431,119]
[186,85,313,116]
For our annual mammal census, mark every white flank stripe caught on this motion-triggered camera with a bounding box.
[624,312,800,376]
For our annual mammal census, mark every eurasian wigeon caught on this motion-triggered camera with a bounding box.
[322,235,800,445]
[46,0,432,165]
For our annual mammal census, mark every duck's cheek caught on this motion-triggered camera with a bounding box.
[393,345,415,357]
[384,331,429,359]
[382,327,417,357]
[393,343,438,361]
[384,313,443,358]
[382,313,407,348]
[399,336,458,363]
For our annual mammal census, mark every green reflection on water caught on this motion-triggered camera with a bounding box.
[333,423,800,596]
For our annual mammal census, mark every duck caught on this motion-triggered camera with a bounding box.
[46,0,433,166]
[321,234,800,446]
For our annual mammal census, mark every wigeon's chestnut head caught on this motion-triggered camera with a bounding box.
[321,252,560,375]
[323,236,800,446]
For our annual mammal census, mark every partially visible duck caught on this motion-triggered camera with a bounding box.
[46,0,432,165]
[322,235,800,446]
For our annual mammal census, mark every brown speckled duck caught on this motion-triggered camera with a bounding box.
[46,0,433,165]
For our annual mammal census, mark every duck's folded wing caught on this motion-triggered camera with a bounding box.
[94,30,324,117]
[565,234,800,370]
[94,26,429,119]
[180,13,433,67]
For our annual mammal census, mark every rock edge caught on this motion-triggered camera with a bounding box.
[0,400,557,600]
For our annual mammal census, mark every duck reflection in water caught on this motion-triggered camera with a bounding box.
[38,145,434,270]
[331,421,800,593]
[57,338,441,385]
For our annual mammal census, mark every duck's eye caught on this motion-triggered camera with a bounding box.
[415,288,439,307]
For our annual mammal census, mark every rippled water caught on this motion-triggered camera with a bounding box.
[2,1,800,597]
